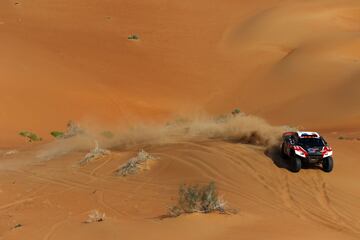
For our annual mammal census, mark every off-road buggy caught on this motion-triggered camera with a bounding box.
[281,131,333,172]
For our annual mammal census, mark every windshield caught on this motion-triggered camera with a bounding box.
[298,138,325,147]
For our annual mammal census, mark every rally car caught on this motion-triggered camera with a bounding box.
[281,131,333,172]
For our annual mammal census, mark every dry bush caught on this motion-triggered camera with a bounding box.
[115,149,156,176]
[231,108,241,116]
[84,210,106,223]
[79,141,110,166]
[167,182,229,217]
[12,223,23,229]
[128,34,140,40]
[64,121,84,138]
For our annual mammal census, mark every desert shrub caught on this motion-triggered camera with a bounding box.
[12,223,23,229]
[50,121,83,140]
[64,120,83,138]
[79,141,110,166]
[128,34,139,40]
[231,108,241,116]
[115,149,155,176]
[84,210,106,223]
[19,131,42,142]
[50,131,64,138]
[168,182,227,217]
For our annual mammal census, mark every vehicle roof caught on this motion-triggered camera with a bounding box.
[296,131,320,138]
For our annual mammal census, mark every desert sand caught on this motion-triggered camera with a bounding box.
[0,0,359,239]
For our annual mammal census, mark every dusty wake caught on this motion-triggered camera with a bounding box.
[37,114,293,160]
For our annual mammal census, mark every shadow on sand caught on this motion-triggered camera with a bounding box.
[264,146,323,172]
[264,146,293,172]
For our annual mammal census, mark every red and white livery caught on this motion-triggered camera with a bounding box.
[281,131,334,172]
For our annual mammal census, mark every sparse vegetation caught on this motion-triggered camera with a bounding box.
[84,210,106,223]
[12,223,22,229]
[19,131,42,142]
[128,34,140,41]
[167,182,229,218]
[79,141,110,166]
[64,120,83,138]
[65,120,83,138]
[231,108,241,116]
[51,121,83,140]
[115,149,156,176]
[50,131,64,138]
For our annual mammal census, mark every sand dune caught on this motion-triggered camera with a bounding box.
[1,0,358,145]
[0,0,360,239]
[0,136,360,239]
[222,1,360,128]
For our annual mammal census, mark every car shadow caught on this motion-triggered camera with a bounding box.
[264,146,323,172]
[264,146,293,172]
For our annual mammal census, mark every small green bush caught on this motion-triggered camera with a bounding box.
[231,108,241,116]
[13,223,23,229]
[19,131,42,142]
[128,34,140,40]
[50,131,64,138]
[49,121,83,140]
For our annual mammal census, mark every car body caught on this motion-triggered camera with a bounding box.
[281,131,333,172]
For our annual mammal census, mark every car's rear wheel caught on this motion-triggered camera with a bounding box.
[291,157,302,172]
[322,157,333,173]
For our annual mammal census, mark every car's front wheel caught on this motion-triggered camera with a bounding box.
[291,157,302,172]
[322,157,333,173]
